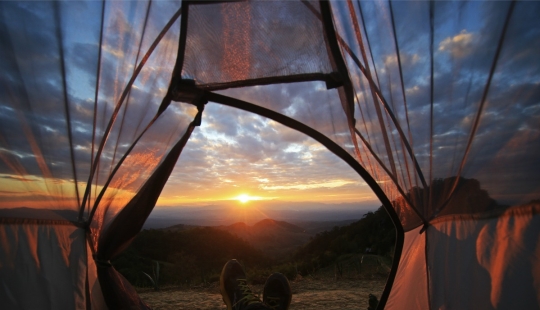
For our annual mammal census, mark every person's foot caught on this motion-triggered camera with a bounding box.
[220,259,263,310]
[262,273,292,310]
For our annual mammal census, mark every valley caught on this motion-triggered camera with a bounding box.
[163,218,359,259]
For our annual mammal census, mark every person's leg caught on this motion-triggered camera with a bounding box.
[220,259,269,310]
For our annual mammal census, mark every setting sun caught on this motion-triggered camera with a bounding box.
[236,194,252,203]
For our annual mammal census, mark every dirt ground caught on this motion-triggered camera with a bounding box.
[138,276,386,310]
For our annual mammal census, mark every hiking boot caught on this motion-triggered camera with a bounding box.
[367,293,379,310]
[220,259,263,310]
[243,303,273,310]
[262,273,292,310]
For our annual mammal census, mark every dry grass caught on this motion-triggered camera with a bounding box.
[138,276,387,310]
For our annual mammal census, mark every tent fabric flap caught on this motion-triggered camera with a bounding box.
[0,222,87,310]
[427,203,540,310]
[387,203,540,310]
[385,226,429,310]
[94,116,199,309]
[1,0,539,309]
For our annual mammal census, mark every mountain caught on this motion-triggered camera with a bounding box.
[294,207,396,275]
[161,223,199,232]
[292,219,360,235]
[158,218,365,260]
[145,201,376,228]
[115,211,395,288]
[114,226,267,287]
[252,219,305,233]
[215,219,310,259]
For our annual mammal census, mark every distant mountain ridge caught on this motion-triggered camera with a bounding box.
[252,219,305,233]
[294,207,396,276]
[215,219,309,258]
[115,208,396,288]
[145,201,376,228]
[161,218,364,260]
[164,218,310,259]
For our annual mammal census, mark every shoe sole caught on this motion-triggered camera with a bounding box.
[220,260,236,310]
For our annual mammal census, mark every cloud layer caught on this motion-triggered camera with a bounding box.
[1,1,538,222]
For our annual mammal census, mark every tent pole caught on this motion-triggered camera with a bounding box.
[203,91,404,309]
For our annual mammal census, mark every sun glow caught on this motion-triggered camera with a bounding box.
[236,194,253,203]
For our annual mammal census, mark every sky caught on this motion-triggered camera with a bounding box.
[157,100,379,207]
[0,1,539,223]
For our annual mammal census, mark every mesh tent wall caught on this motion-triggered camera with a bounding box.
[1,1,539,309]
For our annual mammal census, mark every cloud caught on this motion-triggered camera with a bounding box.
[159,99,374,205]
[3,0,538,216]
[0,0,186,213]
[343,0,540,207]
[261,179,355,191]
[384,53,420,68]
[438,30,475,59]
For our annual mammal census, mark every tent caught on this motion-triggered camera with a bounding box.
[1,0,538,309]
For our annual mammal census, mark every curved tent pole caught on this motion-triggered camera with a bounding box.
[345,0,429,227]
[109,0,153,183]
[387,0,415,151]
[88,0,106,219]
[339,41,429,190]
[53,2,81,209]
[96,108,202,261]
[169,2,408,307]
[86,103,170,226]
[203,91,404,310]
[430,0,517,220]
[428,0,435,219]
[78,6,183,222]
[307,0,428,227]
[375,0,415,193]
[338,1,400,184]
[319,1,379,206]
[319,1,356,123]
[94,111,201,309]
[355,129,427,227]
[302,0,429,191]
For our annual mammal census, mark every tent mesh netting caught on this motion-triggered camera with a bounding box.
[0,0,539,309]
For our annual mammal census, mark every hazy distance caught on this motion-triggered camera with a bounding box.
[145,200,379,228]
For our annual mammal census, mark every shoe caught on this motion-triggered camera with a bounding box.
[220,259,262,310]
[243,303,273,310]
[262,273,292,310]
[368,293,379,310]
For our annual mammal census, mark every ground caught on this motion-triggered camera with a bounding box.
[137,276,387,310]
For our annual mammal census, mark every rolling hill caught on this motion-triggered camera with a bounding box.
[215,219,311,259]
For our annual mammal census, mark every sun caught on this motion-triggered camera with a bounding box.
[233,193,267,204]
[236,194,252,204]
